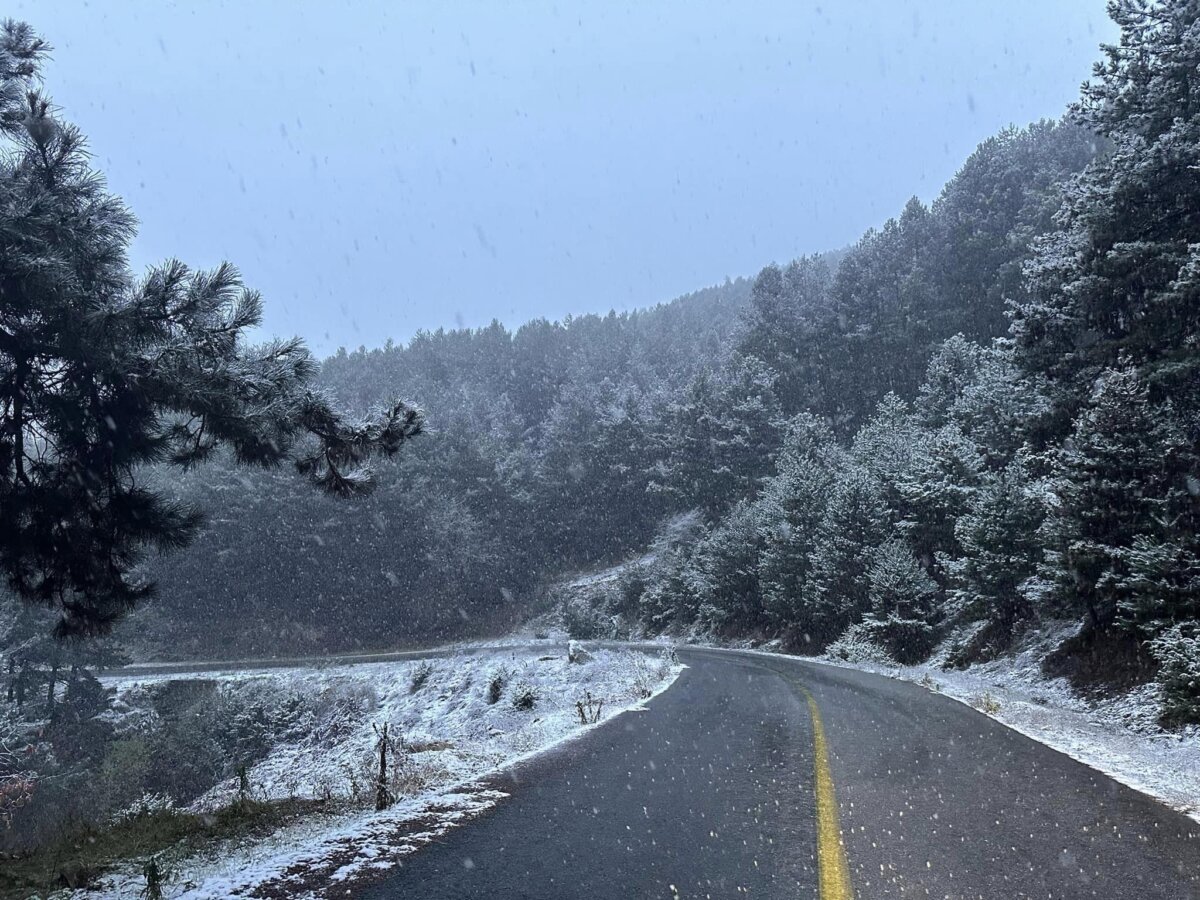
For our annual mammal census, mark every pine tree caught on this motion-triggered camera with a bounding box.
[1149,623,1200,725]
[651,356,783,520]
[1118,535,1200,636]
[758,415,840,632]
[687,501,768,634]
[1040,368,1190,636]
[738,256,835,416]
[915,335,985,430]
[827,198,941,429]
[638,550,699,634]
[851,393,982,579]
[801,467,889,645]
[852,393,925,514]
[930,120,1098,342]
[949,455,1047,637]
[0,24,422,636]
[896,425,983,576]
[917,337,1051,467]
[1011,0,1200,430]
[862,538,940,664]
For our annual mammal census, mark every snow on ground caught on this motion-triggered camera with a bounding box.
[735,624,1200,824]
[88,646,682,899]
[563,552,658,590]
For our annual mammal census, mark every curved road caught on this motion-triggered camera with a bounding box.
[354,645,1199,899]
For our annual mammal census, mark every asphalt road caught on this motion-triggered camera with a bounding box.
[358,646,1200,900]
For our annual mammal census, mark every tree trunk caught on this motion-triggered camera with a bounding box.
[375,723,391,811]
[45,661,58,717]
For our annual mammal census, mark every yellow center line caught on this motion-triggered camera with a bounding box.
[802,687,854,900]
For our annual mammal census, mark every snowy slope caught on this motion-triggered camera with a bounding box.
[87,646,682,899]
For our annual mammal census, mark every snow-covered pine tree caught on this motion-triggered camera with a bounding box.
[1040,369,1191,639]
[917,337,1052,468]
[801,467,890,645]
[862,538,940,664]
[686,500,769,635]
[1149,623,1200,725]
[0,23,422,637]
[851,393,925,515]
[1117,535,1200,638]
[737,257,836,417]
[929,120,1099,343]
[895,425,983,578]
[758,415,840,635]
[948,454,1047,641]
[914,335,985,430]
[648,371,726,517]
[637,550,700,635]
[1012,0,1200,430]
[650,355,783,520]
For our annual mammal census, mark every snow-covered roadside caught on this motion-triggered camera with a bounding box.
[708,629,1200,825]
[85,646,683,899]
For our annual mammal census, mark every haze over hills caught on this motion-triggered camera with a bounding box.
[4,7,1200,895]
[125,119,1104,662]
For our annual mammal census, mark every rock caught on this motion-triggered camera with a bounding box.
[568,640,592,664]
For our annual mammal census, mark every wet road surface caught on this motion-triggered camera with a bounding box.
[361,646,1200,898]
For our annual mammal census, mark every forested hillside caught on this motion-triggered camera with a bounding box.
[126,116,1099,660]
[8,3,1197,731]
[7,7,1200,896]
[560,3,1200,727]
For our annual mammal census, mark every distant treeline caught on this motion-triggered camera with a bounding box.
[138,117,1088,656]
[126,7,1197,724]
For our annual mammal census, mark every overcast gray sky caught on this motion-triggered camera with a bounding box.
[16,1,1115,356]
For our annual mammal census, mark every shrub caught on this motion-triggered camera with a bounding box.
[270,692,314,742]
[111,793,176,826]
[89,738,153,820]
[510,681,539,711]
[410,661,434,694]
[825,622,895,665]
[0,769,37,832]
[1150,625,1200,726]
[561,596,609,640]
[860,615,938,665]
[485,668,508,705]
[567,640,591,664]
[143,723,225,806]
[141,857,165,900]
[309,681,379,746]
[627,650,674,700]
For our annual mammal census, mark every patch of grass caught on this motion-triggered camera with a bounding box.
[972,691,1002,715]
[575,691,604,724]
[409,661,434,694]
[0,798,328,900]
[627,649,675,700]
